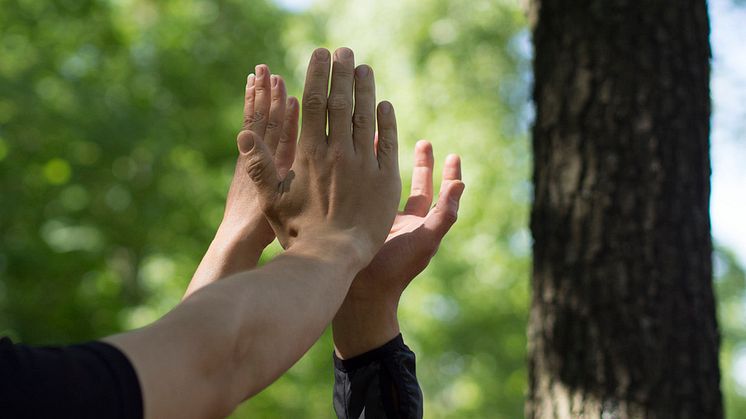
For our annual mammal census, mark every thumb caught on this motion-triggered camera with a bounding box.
[237,130,281,208]
[423,180,465,239]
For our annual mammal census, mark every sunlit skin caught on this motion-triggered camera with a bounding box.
[184,64,299,298]
[334,141,464,357]
[185,54,465,358]
[105,48,402,418]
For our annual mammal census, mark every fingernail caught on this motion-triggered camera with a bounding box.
[238,131,255,153]
[255,65,265,77]
[314,48,329,62]
[355,65,369,78]
[271,75,278,87]
[380,101,391,114]
[246,74,255,88]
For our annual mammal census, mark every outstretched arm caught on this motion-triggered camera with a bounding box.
[106,47,401,419]
[106,235,364,418]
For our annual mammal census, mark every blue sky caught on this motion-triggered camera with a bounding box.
[711,0,746,266]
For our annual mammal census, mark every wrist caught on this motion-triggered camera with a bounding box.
[216,218,273,254]
[289,228,372,273]
[332,294,400,359]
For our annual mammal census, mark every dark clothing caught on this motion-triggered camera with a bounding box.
[0,333,423,419]
[333,334,423,419]
[0,336,142,419]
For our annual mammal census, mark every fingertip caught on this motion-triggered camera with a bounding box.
[443,154,462,180]
[334,47,354,60]
[287,96,299,110]
[255,64,269,78]
[237,130,256,154]
[274,77,287,99]
[312,48,330,62]
[378,100,393,117]
[445,153,461,165]
[415,140,432,151]
[355,64,372,79]
[246,73,255,88]
[415,140,434,161]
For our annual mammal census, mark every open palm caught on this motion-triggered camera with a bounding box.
[347,140,465,303]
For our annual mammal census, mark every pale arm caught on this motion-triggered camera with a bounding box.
[106,235,364,419]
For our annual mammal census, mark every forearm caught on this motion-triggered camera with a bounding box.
[332,286,401,359]
[183,221,268,299]
[106,237,364,419]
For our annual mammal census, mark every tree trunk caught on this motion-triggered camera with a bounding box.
[527,1,721,418]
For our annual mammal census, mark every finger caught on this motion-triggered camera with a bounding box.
[403,140,434,216]
[265,75,287,154]
[423,180,465,240]
[441,153,462,182]
[242,73,255,131]
[352,65,375,154]
[376,101,398,170]
[327,47,355,150]
[237,130,280,210]
[249,64,272,136]
[299,48,331,153]
[276,96,299,179]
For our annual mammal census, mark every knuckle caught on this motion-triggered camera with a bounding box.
[266,119,282,131]
[333,66,354,78]
[246,156,269,182]
[328,146,346,163]
[327,95,351,112]
[250,111,266,125]
[278,132,293,144]
[302,94,326,111]
[377,137,395,154]
[310,66,328,78]
[352,112,372,127]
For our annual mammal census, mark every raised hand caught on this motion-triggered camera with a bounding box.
[184,65,299,299]
[333,140,465,358]
[222,65,300,247]
[239,47,401,266]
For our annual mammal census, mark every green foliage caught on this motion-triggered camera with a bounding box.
[716,247,746,418]
[0,0,289,345]
[1,0,744,418]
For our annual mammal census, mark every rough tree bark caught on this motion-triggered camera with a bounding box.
[527,1,721,418]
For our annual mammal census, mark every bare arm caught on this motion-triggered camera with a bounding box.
[106,235,362,418]
[105,47,400,419]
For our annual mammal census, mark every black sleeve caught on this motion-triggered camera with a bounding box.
[333,334,423,419]
[0,336,143,419]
